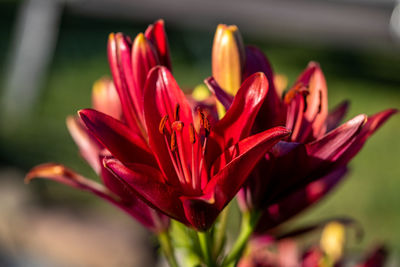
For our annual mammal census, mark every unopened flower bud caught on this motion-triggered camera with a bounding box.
[212,24,245,96]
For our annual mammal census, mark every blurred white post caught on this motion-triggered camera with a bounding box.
[1,0,63,134]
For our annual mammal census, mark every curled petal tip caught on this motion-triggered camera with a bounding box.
[155,18,165,25]
[134,32,146,44]
[25,163,64,184]
[308,61,320,68]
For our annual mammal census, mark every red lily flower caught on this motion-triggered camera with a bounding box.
[26,77,169,232]
[210,25,397,232]
[107,19,171,138]
[79,67,290,230]
[239,61,397,232]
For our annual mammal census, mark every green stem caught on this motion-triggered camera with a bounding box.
[213,205,230,259]
[158,231,179,267]
[222,211,261,266]
[198,231,214,267]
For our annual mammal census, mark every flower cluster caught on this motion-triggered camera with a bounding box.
[27,20,396,266]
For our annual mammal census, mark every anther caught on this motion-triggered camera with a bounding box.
[172,121,184,131]
[174,104,180,121]
[170,131,177,152]
[189,123,196,144]
[159,115,169,134]
[203,116,210,137]
[197,108,205,127]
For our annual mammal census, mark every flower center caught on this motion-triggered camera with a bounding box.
[158,104,210,191]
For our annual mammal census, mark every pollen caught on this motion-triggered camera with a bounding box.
[189,123,196,144]
[170,131,177,152]
[159,115,169,134]
[174,104,180,121]
[172,121,184,131]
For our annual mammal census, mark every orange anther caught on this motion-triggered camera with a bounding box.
[189,123,196,144]
[170,131,177,152]
[159,115,169,134]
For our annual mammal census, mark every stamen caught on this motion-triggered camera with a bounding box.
[174,127,192,184]
[198,108,205,127]
[171,131,177,152]
[159,115,169,134]
[163,135,186,185]
[189,123,196,144]
[174,104,180,121]
[172,121,184,131]
[203,116,210,137]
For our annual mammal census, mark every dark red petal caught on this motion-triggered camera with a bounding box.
[306,114,367,162]
[243,46,284,130]
[66,116,102,174]
[206,72,270,166]
[206,127,290,212]
[180,191,219,231]
[285,91,307,142]
[326,100,350,132]
[100,158,169,232]
[108,33,144,133]
[143,66,195,184]
[26,163,167,232]
[145,19,172,70]
[26,163,117,201]
[204,76,234,111]
[255,166,348,233]
[292,62,328,140]
[335,109,398,166]
[131,33,160,123]
[181,127,288,230]
[79,109,156,166]
[104,158,189,225]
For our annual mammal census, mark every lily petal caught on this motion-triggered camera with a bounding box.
[99,158,169,232]
[79,109,156,166]
[26,163,167,232]
[143,66,195,183]
[108,33,143,133]
[131,33,159,123]
[26,163,119,203]
[335,108,398,166]
[243,46,284,129]
[306,114,367,163]
[66,116,102,174]
[206,72,269,166]
[182,127,289,230]
[104,158,188,225]
[91,77,122,120]
[145,19,172,70]
[180,191,217,231]
[205,76,234,111]
[255,166,348,233]
[208,127,289,208]
[293,62,328,140]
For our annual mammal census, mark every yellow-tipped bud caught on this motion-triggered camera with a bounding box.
[212,24,245,96]
[92,77,122,119]
[320,221,346,262]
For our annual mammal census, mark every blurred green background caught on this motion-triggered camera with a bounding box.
[0,1,399,265]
